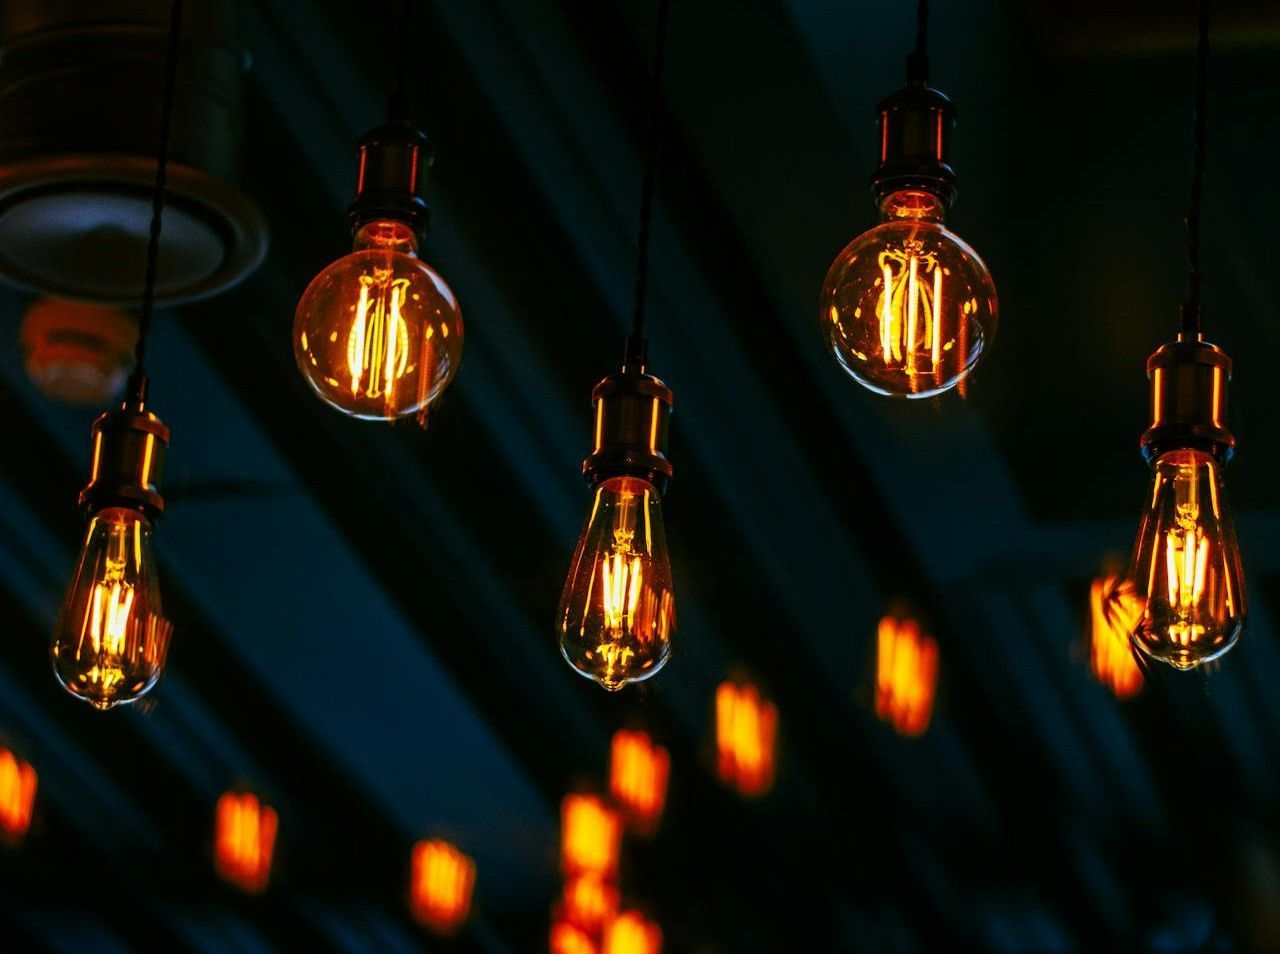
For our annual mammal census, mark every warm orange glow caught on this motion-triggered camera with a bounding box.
[609,730,669,835]
[551,921,600,954]
[561,794,622,878]
[294,219,463,422]
[875,616,939,737]
[1127,449,1245,670]
[558,477,675,691]
[214,791,277,893]
[51,508,171,711]
[715,681,777,798]
[560,873,620,934]
[410,839,475,935]
[821,189,998,399]
[1089,574,1143,699]
[0,748,36,843]
[603,911,662,954]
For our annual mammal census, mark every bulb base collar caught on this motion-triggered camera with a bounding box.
[79,402,169,518]
[347,121,433,243]
[870,83,957,208]
[1140,338,1234,465]
[582,367,674,493]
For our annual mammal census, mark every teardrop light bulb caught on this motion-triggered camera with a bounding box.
[557,476,675,691]
[51,507,172,710]
[821,190,997,398]
[1122,448,1245,670]
[294,220,463,421]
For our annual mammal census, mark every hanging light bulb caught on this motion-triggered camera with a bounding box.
[52,409,172,710]
[294,123,462,423]
[558,0,677,691]
[51,0,182,709]
[1119,342,1245,670]
[820,4,997,398]
[1119,0,1244,672]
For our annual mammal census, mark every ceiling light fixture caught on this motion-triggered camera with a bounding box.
[820,0,997,398]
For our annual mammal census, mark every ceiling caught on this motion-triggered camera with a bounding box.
[1,0,1280,950]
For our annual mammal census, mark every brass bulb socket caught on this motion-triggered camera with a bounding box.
[870,83,958,208]
[582,370,674,492]
[79,404,169,518]
[1140,339,1234,465]
[347,121,433,242]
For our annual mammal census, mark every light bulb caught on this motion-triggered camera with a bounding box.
[821,189,997,398]
[51,507,171,710]
[557,476,675,691]
[1123,449,1245,670]
[294,220,462,421]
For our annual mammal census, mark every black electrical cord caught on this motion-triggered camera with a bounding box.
[387,0,414,124]
[907,0,929,84]
[125,0,183,408]
[1181,0,1209,340]
[627,0,672,367]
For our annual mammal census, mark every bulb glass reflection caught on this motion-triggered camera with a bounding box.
[51,507,171,710]
[558,477,674,691]
[821,190,997,398]
[1123,449,1245,669]
[294,220,463,421]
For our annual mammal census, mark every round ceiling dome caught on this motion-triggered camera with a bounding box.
[0,0,268,305]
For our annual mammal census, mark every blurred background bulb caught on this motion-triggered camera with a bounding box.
[821,190,997,398]
[557,476,675,691]
[294,220,463,421]
[1122,449,1245,670]
[51,507,172,710]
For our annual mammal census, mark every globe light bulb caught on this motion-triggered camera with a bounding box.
[821,189,997,398]
[558,476,675,691]
[294,220,462,422]
[1123,448,1245,670]
[51,507,171,710]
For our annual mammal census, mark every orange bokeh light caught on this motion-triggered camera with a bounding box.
[214,790,277,893]
[715,681,777,798]
[561,794,622,879]
[410,839,476,935]
[0,748,36,844]
[560,872,621,935]
[1090,574,1144,699]
[875,615,938,737]
[609,730,669,835]
[603,910,662,954]
[551,921,599,954]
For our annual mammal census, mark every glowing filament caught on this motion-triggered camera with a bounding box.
[1156,462,1212,648]
[561,794,621,879]
[1088,575,1143,699]
[715,681,777,798]
[410,839,475,935]
[0,749,36,843]
[602,532,643,635]
[877,245,944,374]
[603,911,662,954]
[346,270,411,405]
[214,791,277,893]
[609,730,669,834]
[65,513,170,706]
[875,616,938,737]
